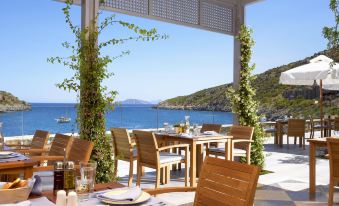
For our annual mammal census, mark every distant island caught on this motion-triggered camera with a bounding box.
[0,91,31,112]
[117,99,154,105]
[157,49,339,120]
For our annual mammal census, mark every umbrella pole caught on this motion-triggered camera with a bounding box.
[320,80,323,138]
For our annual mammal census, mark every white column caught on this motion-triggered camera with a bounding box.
[81,0,99,32]
[233,4,245,89]
[232,4,245,125]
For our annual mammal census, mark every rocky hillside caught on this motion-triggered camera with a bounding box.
[157,50,339,120]
[0,91,31,112]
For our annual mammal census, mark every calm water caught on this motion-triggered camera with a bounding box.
[0,103,233,137]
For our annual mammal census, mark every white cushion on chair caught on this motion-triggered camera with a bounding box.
[160,152,184,164]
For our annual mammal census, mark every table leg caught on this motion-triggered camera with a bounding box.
[309,142,316,194]
[225,140,231,160]
[196,144,204,177]
[24,167,33,179]
[190,142,197,187]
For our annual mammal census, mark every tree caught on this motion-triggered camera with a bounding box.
[48,0,167,182]
[227,25,265,168]
[323,0,339,62]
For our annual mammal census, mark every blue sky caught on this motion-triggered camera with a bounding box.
[0,0,334,103]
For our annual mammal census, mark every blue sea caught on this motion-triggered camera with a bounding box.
[0,103,233,137]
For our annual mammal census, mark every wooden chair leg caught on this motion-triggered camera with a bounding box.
[184,160,189,187]
[172,148,177,171]
[246,147,251,165]
[178,149,182,171]
[160,167,166,184]
[287,136,289,148]
[294,137,297,145]
[166,166,170,184]
[328,180,334,206]
[303,136,305,150]
[128,159,134,187]
[141,166,145,176]
[136,161,141,186]
[155,167,161,189]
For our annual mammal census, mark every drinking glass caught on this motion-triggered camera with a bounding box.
[163,122,169,133]
[80,162,97,193]
[75,176,92,201]
[193,124,200,136]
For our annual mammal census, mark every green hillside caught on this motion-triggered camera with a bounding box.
[157,50,339,120]
[0,91,31,112]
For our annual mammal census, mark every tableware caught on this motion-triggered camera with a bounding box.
[0,152,20,159]
[56,190,67,206]
[97,188,151,205]
[75,176,92,201]
[0,179,35,204]
[80,162,96,193]
[202,131,217,135]
[67,191,78,206]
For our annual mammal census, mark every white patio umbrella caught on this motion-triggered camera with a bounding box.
[279,55,339,137]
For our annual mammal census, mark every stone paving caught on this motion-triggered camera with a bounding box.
[38,134,339,205]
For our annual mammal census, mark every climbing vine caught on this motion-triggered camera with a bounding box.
[323,0,339,63]
[48,0,167,182]
[227,25,265,168]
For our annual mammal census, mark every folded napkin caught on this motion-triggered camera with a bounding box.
[30,175,42,196]
[0,200,31,206]
[97,186,142,202]
[180,133,192,138]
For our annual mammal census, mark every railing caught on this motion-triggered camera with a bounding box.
[0,103,233,139]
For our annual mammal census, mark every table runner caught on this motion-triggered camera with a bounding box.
[0,153,28,163]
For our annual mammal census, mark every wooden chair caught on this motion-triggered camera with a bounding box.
[32,135,94,172]
[326,137,339,206]
[67,138,94,165]
[309,116,331,139]
[133,130,189,189]
[201,123,222,148]
[144,157,260,206]
[6,130,50,154]
[287,119,306,149]
[111,128,136,186]
[31,133,73,172]
[207,125,254,164]
[333,117,339,135]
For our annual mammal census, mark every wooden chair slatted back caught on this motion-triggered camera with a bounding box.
[68,138,94,165]
[327,138,339,179]
[111,128,133,159]
[133,130,158,166]
[30,130,50,149]
[230,125,254,140]
[287,119,306,136]
[47,133,73,166]
[201,124,222,133]
[194,157,260,206]
[334,117,339,131]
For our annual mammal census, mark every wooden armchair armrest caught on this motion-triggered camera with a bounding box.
[158,144,189,151]
[232,139,254,143]
[30,155,64,161]
[5,143,30,148]
[143,187,196,195]
[15,148,49,154]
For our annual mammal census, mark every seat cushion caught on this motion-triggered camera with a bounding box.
[209,147,247,155]
[160,152,184,164]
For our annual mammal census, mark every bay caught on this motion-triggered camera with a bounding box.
[0,103,233,137]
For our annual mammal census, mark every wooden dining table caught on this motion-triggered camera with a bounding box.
[155,132,232,187]
[307,138,327,194]
[0,158,38,179]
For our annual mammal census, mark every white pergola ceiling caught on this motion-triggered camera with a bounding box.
[62,0,260,36]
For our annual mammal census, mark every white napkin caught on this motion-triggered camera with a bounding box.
[0,200,31,206]
[97,186,142,202]
[203,131,218,135]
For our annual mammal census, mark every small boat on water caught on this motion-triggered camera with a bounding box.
[55,117,71,123]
